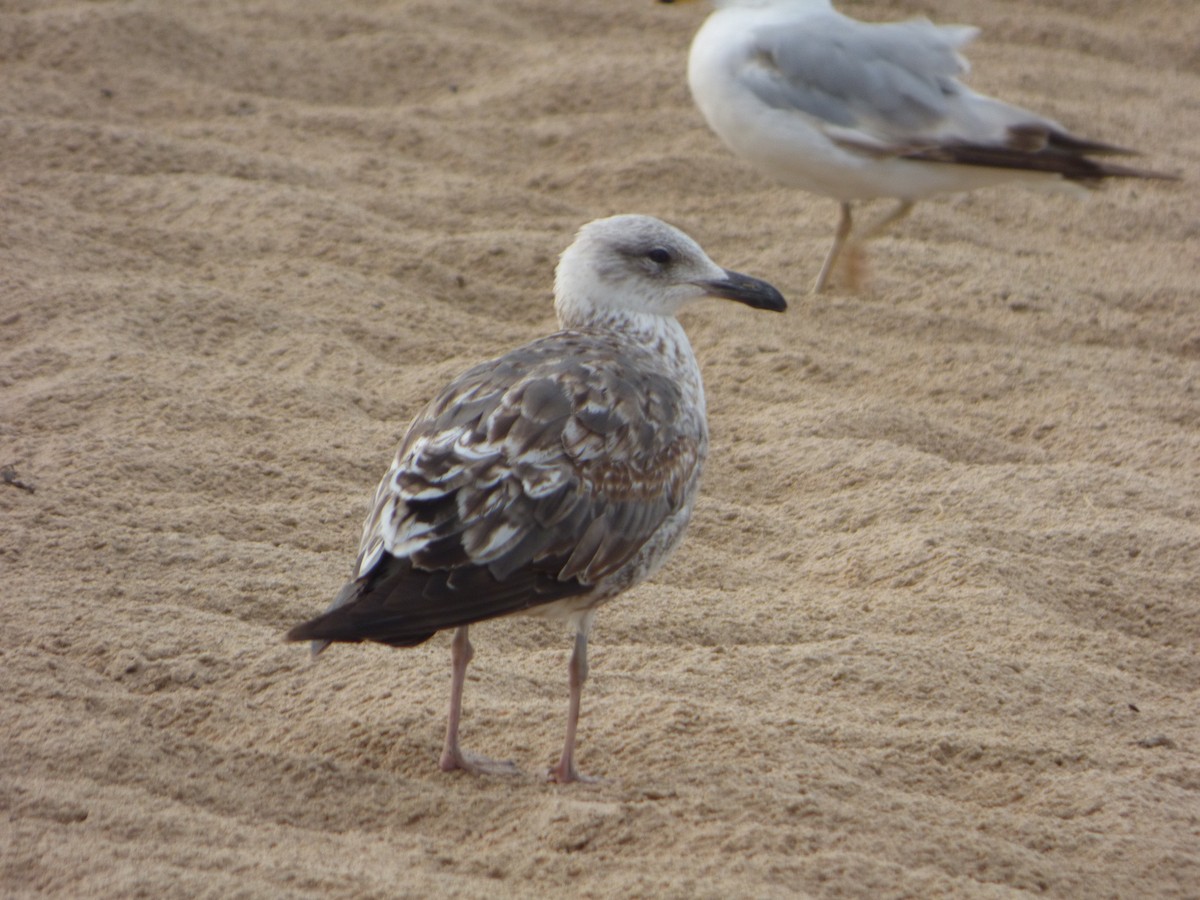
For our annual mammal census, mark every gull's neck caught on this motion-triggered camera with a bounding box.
[558,306,694,363]
[557,306,706,413]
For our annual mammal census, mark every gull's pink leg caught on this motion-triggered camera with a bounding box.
[439,625,519,776]
[438,626,472,772]
[549,628,601,784]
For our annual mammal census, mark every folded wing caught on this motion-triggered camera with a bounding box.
[742,13,1170,180]
[287,331,706,649]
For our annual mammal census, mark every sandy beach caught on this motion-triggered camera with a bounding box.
[2,0,1198,896]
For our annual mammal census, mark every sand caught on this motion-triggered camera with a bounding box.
[2,0,1198,896]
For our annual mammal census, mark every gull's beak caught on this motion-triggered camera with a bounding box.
[696,269,788,312]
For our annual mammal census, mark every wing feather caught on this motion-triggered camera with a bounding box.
[287,331,706,648]
[740,13,1171,180]
[746,16,975,140]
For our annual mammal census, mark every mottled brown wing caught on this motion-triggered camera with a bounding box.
[286,331,706,648]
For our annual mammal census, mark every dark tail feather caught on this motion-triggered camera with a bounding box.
[1082,160,1180,181]
[285,580,386,656]
[285,550,590,652]
[1037,126,1132,157]
[284,562,441,651]
[903,141,1179,183]
[897,121,1179,183]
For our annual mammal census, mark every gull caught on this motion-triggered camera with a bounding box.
[286,214,786,783]
[664,0,1176,292]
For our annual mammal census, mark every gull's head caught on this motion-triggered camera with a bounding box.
[554,214,786,329]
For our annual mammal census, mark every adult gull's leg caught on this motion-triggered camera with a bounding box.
[813,201,854,294]
[843,199,916,291]
[864,199,916,241]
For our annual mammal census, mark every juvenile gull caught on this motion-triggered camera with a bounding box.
[664,0,1176,292]
[286,214,785,783]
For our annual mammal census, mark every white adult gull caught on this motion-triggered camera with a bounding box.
[286,214,786,783]
[663,0,1176,292]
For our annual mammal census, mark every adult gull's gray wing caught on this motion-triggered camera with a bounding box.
[287,331,706,649]
[742,15,981,150]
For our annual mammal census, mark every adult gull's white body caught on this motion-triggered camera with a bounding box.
[666,0,1175,292]
[286,214,786,783]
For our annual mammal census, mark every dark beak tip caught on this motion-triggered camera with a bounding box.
[762,290,788,313]
[751,293,788,313]
[704,270,788,313]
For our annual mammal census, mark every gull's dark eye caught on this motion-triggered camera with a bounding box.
[646,247,672,265]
